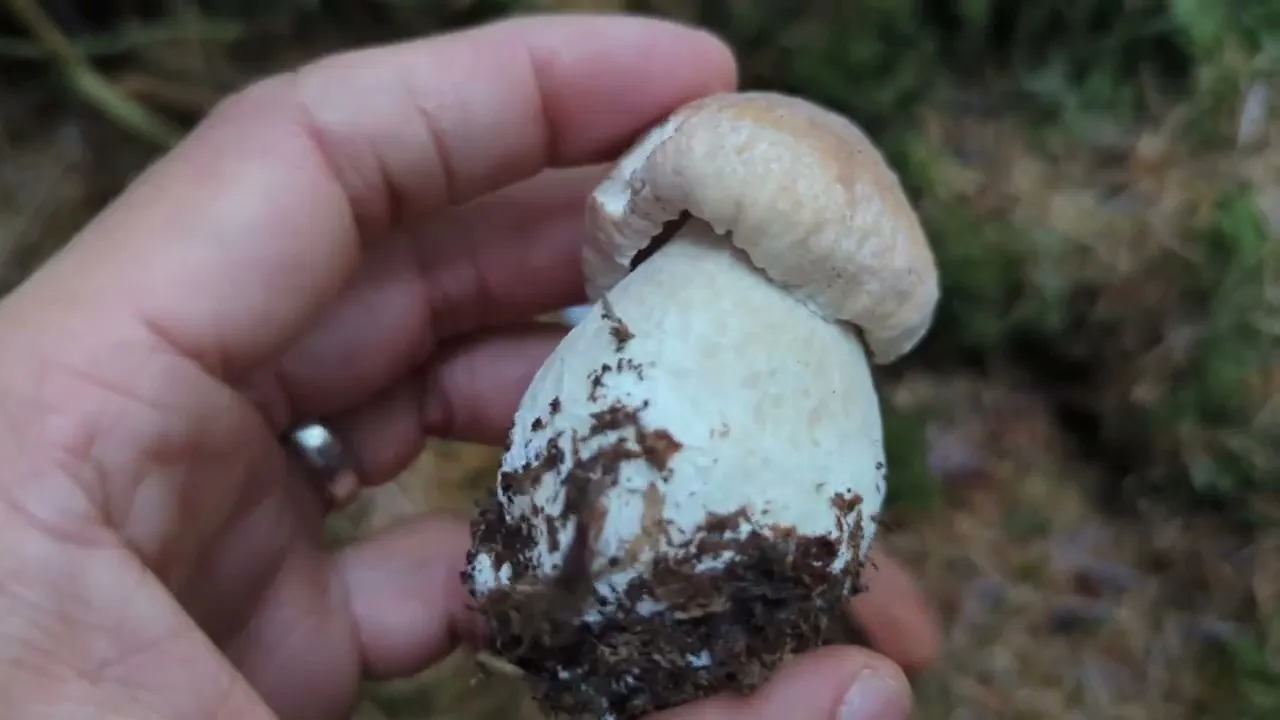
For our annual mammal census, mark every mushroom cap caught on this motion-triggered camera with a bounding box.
[586,91,939,364]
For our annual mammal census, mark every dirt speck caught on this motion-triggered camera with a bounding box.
[639,428,683,473]
[599,294,635,352]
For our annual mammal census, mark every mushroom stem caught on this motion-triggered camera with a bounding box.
[470,217,888,611]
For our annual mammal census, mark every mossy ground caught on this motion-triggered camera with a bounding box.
[2,0,1277,717]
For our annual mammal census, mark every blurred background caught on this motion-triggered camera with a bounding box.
[1,1,1277,718]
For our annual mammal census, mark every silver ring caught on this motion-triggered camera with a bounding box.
[289,422,361,511]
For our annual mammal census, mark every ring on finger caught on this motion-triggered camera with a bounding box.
[287,422,362,512]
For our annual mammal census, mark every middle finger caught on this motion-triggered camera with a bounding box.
[247,165,604,425]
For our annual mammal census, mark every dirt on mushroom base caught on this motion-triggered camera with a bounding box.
[471,505,859,718]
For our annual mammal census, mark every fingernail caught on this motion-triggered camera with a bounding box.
[838,669,909,720]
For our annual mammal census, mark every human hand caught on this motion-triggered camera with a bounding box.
[0,13,939,720]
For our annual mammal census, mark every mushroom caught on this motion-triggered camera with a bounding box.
[464,91,939,719]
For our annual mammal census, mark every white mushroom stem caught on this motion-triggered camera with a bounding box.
[469,218,888,618]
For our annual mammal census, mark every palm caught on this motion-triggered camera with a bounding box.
[35,345,360,713]
[1,147,594,718]
[108,264,483,715]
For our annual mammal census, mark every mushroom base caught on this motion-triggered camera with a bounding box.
[466,502,868,720]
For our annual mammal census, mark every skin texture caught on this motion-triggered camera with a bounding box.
[0,13,939,720]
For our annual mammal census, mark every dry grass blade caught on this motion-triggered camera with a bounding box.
[5,0,182,146]
[0,17,242,59]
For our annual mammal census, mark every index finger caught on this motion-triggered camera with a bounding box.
[13,14,738,377]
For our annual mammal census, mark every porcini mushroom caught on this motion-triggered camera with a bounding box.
[464,91,939,719]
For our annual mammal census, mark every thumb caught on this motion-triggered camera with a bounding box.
[647,646,913,720]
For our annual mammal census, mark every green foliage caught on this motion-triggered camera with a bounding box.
[1171,0,1280,63]
[1120,188,1279,521]
[881,403,943,515]
[913,197,1082,356]
[1168,0,1280,145]
[1223,637,1280,718]
[1204,614,1280,720]
[936,0,1189,130]
[661,0,940,147]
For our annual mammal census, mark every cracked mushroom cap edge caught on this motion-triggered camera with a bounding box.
[584,90,940,365]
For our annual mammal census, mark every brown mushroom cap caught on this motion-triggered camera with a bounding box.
[584,91,939,364]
